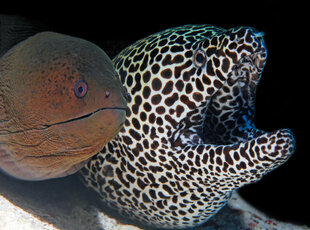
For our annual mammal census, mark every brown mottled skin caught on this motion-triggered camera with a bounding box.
[0,32,127,180]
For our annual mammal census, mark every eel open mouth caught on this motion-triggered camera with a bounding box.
[200,48,268,145]
[195,40,296,174]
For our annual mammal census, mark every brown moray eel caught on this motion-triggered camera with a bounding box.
[0,31,127,180]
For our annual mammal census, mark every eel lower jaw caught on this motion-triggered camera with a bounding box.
[200,92,295,177]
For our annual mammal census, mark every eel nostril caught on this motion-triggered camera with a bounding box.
[254,31,265,39]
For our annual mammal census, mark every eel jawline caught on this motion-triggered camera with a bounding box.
[40,107,126,129]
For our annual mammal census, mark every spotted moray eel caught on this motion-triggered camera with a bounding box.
[81,25,296,229]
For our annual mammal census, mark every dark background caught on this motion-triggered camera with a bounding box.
[2,0,307,226]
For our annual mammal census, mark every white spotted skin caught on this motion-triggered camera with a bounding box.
[81,25,296,229]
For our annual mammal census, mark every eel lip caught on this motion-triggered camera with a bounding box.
[41,107,127,129]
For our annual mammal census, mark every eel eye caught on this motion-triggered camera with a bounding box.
[74,80,88,98]
[194,49,206,67]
